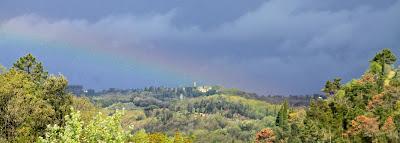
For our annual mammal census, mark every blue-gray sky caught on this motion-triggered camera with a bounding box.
[0,0,399,95]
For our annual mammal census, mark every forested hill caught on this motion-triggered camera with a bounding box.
[73,85,318,108]
[256,49,400,143]
[85,88,285,142]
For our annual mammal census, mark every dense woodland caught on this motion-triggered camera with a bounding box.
[256,49,400,143]
[86,87,282,142]
[0,48,399,142]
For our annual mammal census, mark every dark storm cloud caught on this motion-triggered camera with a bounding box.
[0,0,266,28]
[0,0,399,94]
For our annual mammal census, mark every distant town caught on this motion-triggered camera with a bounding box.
[67,82,214,96]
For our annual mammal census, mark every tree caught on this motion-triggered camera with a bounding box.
[148,133,170,143]
[131,130,149,143]
[322,78,341,96]
[276,100,289,131]
[70,96,99,123]
[12,53,48,81]
[38,109,129,143]
[371,49,397,91]
[0,54,72,142]
[38,108,83,143]
[255,128,276,143]
[371,48,397,68]
[83,110,128,142]
[274,100,291,142]
[346,115,379,142]
[42,75,73,125]
[382,116,398,141]
[0,69,53,141]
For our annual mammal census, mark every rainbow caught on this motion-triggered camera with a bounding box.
[0,30,198,87]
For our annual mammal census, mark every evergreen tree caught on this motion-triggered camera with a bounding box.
[371,48,397,68]
[274,100,291,141]
[370,48,397,91]
[322,78,341,96]
[12,53,48,82]
[276,100,289,131]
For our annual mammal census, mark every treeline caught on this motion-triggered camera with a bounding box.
[210,88,321,107]
[173,95,278,120]
[238,94,322,107]
[93,85,218,98]
[256,49,400,142]
[89,86,219,108]
[90,85,316,108]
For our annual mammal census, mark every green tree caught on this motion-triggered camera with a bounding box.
[322,78,341,96]
[276,100,289,131]
[13,54,47,76]
[0,54,72,142]
[42,75,73,125]
[131,130,149,143]
[12,53,48,82]
[275,100,291,142]
[38,109,129,143]
[83,110,128,142]
[0,69,54,141]
[371,48,397,91]
[38,108,83,143]
[371,48,397,69]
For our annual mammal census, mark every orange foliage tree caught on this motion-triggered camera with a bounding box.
[255,128,276,143]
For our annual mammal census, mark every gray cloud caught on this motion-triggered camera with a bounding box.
[1,0,399,94]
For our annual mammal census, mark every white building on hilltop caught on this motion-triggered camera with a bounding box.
[196,86,212,93]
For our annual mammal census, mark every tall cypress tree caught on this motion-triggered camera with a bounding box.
[276,100,289,131]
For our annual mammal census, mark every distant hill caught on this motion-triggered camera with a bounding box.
[84,86,314,142]
[83,85,318,108]
[88,92,281,143]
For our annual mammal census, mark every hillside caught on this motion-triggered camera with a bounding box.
[256,49,400,142]
[89,93,281,143]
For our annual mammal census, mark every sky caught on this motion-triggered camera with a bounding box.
[0,0,399,95]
